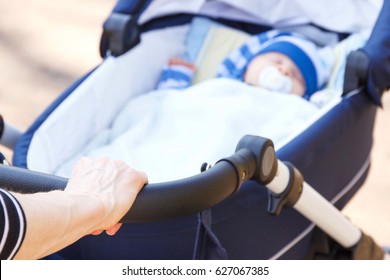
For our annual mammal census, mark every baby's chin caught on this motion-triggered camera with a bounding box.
[291,89,305,97]
[289,83,306,97]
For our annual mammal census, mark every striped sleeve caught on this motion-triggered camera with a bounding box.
[156,64,195,90]
[0,189,26,260]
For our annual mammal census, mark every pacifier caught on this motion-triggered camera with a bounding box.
[257,66,293,93]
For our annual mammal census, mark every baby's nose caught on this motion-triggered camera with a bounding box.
[277,65,291,77]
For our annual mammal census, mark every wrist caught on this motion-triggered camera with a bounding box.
[12,190,101,259]
[64,191,108,235]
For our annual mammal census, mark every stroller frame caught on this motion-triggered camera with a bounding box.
[0,131,386,259]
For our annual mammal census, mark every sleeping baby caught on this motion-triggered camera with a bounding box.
[157,30,334,100]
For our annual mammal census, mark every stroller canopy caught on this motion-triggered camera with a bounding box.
[138,0,381,33]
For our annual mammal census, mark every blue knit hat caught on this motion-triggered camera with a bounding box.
[217,31,333,99]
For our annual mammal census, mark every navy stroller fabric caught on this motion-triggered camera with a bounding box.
[361,0,390,106]
[193,210,228,260]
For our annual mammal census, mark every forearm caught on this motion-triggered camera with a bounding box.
[8,158,146,260]
[12,190,103,260]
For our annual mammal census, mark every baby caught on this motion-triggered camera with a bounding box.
[157,31,334,100]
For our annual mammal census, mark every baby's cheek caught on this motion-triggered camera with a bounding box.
[244,71,257,86]
[293,80,305,96]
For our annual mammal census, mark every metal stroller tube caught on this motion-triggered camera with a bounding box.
[265,158,384,259]
[266,161,362,248]
[0,115,22,149]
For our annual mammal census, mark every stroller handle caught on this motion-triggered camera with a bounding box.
[0,136,277,223]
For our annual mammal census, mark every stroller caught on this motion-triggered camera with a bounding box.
[0,0,389,259]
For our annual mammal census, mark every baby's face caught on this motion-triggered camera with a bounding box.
[243,52,306,96]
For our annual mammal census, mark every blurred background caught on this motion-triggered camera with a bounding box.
[0,0,389,249]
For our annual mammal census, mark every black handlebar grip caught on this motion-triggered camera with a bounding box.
[123,160,240,223]
[0,164,68,193]
[0,135,271,223]
[0,160,243,223]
